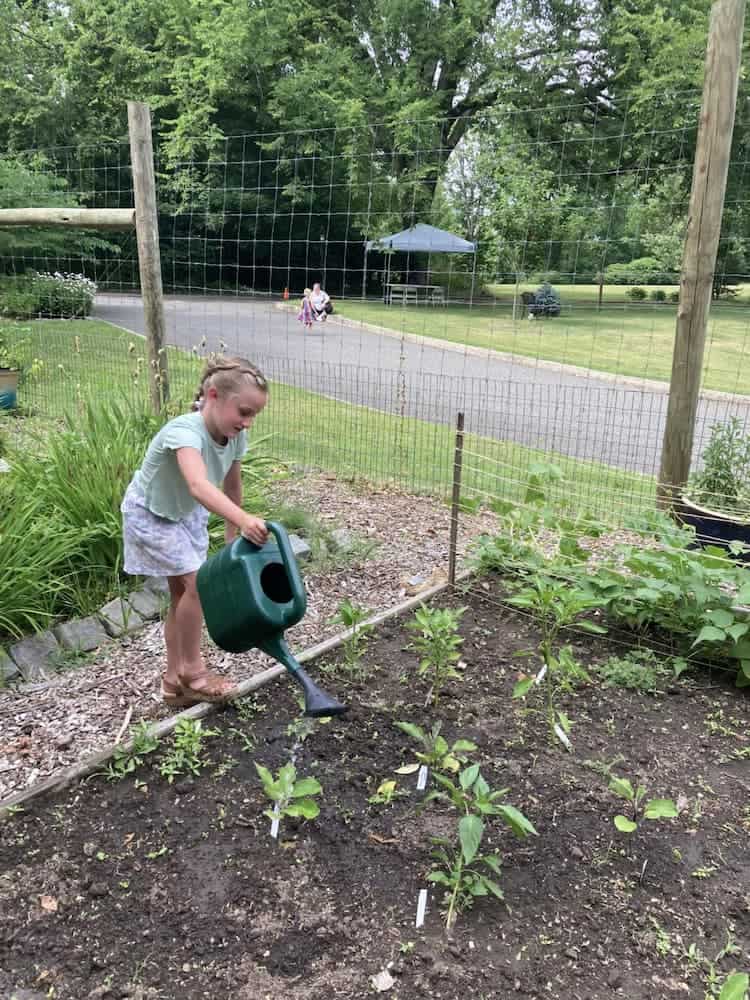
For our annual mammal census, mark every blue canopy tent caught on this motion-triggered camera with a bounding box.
[363,223,477,301]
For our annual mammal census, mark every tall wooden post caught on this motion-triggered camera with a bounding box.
[448,412,465,587]
[127,101,169,410]
[657,0,744,508]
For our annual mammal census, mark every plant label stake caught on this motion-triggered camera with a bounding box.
[197,521,347,717]
[415,888,428,928]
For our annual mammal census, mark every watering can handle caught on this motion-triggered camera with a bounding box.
[261,520,300,580]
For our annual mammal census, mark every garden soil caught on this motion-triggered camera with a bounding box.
[1,580,748,1000]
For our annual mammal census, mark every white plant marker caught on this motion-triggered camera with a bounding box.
[553,723,572,752]
[534,664,547,685]
[415,888,428,928]
[417,765,429,791]
[270,807,280,839]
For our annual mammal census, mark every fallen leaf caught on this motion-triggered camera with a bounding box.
[368,833,399,845]
[39,895,58,913]
[371,969,395,992]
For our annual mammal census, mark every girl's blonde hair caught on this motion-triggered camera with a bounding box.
[194,355,268,410]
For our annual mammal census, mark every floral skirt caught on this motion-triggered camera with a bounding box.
[121,480,209,578]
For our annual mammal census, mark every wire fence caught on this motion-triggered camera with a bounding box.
[3,93,750,531]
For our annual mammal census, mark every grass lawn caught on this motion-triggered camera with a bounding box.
[335,293,750,395]
[0,318,655,523]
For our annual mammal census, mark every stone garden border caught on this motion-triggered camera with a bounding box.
[0,571,470,821]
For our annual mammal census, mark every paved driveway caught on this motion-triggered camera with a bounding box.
[93,293,749,476]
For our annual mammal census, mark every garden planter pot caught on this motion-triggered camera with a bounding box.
[0,368,18,410]
[679,494,750,563]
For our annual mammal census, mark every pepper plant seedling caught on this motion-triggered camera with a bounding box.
[394,720,476,775]
[407,604,465,706]
[425,763,537,929]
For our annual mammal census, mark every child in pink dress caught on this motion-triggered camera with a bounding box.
[298,288,313,331]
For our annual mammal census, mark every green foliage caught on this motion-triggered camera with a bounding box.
[394,720,476,774]
[650,289,667,302]
[596,648,675,694]
[718,973,749,1000]
[687,418,750,517]
[426,763,536,929]
[104,722,160,781]
[0,273,97,320]
[407,604,465,706]
[605,258,671,285]
[608,774,677,834]
[159,719,219,783]
[332,599,373,678]
[255,761,322,831]
[510,574,605,748]
[625,286,648,301]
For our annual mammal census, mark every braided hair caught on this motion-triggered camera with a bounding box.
[193,355,268,411]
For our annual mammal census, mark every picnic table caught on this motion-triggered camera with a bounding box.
[383,283,445,305]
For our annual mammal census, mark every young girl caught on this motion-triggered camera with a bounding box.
[121,356,269,706]
[298,287,314,331]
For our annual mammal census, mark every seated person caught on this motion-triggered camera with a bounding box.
[310,282,332,321]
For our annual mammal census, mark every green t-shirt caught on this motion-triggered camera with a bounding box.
[132,411,247,521]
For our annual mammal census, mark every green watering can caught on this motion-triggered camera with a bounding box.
[196,521,347,718]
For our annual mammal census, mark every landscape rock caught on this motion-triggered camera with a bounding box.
[144,576,169,596]
[329,527,356,553]
[0,645,20,684]
[288,533,312,563]
[126,588,165,621]
[98,598,145,638]
[9,631,60,682]
[54,616,110,653]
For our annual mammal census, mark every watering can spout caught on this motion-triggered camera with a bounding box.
[260,635,348,718]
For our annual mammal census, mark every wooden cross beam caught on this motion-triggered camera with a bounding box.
[0,208,135,229]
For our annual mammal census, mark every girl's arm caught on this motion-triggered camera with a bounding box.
[176,448,267,545]
[223,460,242,543]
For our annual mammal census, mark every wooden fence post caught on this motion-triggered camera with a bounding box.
[127,101,169,410]
[448,412,465,586]
[657,0,745,508]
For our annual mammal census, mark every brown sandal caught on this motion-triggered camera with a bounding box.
[177,670,239,704]
[161,677,201,708]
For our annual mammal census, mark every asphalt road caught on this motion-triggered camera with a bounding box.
[93,293,749,477]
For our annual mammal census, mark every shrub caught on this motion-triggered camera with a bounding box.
[605,257,672,285]
[668,291,680,303]
[650,289,667,302]
[0,271,97,319]
[625,286,647,301]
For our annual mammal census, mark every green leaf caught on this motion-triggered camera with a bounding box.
[481,877,505,901]
[460,764,480,790]
[706,609,737,629]
[513,677,535,699]
[614,815,637,833]
[395,763,421,775]
[576,620,608,635]
[495,804,538,838]
[719,972,749,1000]
[727,623,750,643]
[427,871,451,886]
[692,625,727,646]
[394,721,424,742]
[459,814,484,865]
[452,740,477,752]
[609,777,634,801]
[291,777,322,797]
[643,799,678,820]
[285,799,320,819]
[254,762,273,786]
[442,755,461,773]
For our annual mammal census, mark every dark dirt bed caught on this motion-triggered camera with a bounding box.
[1,580,748,1000]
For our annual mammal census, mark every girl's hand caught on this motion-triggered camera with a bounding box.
[240,515,269,546]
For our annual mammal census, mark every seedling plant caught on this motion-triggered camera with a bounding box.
[105,721,160,781]
[407,603,465,706]
[426,763,537,929]
[332,598,373,678]
[255,761,322,834]
[394,720,476,775]
[608,774,678,833]
[158,719,219,784]
[510,574,605,748]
